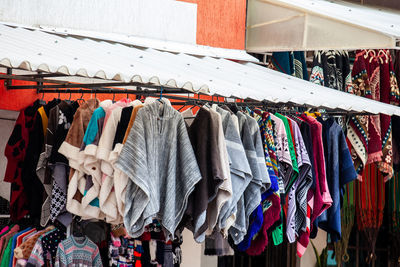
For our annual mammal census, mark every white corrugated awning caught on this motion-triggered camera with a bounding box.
[1,23,400,116]
[246,0,400,52]
[1,22,259,63]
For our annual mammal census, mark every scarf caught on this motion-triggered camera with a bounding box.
[356,163,385,264]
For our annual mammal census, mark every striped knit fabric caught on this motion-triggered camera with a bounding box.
[356,163,385,262]
[55,236,102,267]
[26,236,45,266]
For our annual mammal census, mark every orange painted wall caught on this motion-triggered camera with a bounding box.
[179,0,246,50]
[0,79,226,111]
[0,80,125,111]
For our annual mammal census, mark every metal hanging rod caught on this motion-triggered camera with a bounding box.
[0,73,201,93]
[38,87,189,95]
[5,81,191,91]
[36,88,372,116]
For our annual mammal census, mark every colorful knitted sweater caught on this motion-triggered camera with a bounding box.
[55,236,102,267]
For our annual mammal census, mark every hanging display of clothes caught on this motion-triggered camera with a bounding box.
[350,49,400,180]
[269,51,309,80]
[310,50,353,93]
[3,71,399,266]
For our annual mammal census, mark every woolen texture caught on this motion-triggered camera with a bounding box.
[116,100,202,240]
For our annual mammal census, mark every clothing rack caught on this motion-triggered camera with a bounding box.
[35,88,372,116]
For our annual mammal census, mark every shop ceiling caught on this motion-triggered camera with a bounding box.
[0,23,400,116]
[246,0,400,52]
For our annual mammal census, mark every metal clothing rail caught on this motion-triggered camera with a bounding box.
[37,88,372,116]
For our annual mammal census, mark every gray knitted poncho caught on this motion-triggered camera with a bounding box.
[116,100,202,239]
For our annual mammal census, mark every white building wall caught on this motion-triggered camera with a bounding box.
[0,110,19,201]
[300,230,327,267]
[0,0,197,44]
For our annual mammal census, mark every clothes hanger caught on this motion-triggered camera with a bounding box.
[178,93,191,112]
[76,89,85,105]
[364,49,376,63]
[71,216,84,238]
[65,89,72,104]
[39,91,46,105]
[158,86,163,101]
[188,94,203,110]
[377,49,389,64]
[124,89,129,100]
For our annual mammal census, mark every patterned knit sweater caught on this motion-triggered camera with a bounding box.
[55,236,102,267]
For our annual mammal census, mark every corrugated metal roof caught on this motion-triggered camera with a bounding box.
[1,22,258,62]
[1,23,400,116]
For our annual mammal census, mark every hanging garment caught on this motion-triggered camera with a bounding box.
[55,235,103,267]
[36,101,78,227]
[236,110,280,252]
[80,99,113,220]
[116,100,202,240]
[310,50,353,92]
[41,226,67,265]
[300,115,332,235]
[26,235,45,266]
[204,108,232,235]
[21,99,60,225]
[351,49,400,180]
[180,107,225,243]
[97,100,141,224]
[213,105,252,233]
[269,113,292,195]
[114,104,144,219]
[47,101,79,227]
[113,98,156,219]
[58,98,100,218]
[229,111,269,245]
[204,105,252,257]
[346,115,369,179]
[287,117,312,242]
[395,50,400,89]
[316,117,357,242]
[14,226,54,260]
[356,163,385,264]
[245,193,281,255]
[274,113,299,192]
[10,227,33,267]
[36,104,57,227]
[0,225,19,257]
[0,232,17,267]
[4,100,41,221]
[36,104,55,227]
[270,51,309,80]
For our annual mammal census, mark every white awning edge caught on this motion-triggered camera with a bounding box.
[1,23,400,116]
[0,21,259,63]
[246,0,400,52]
